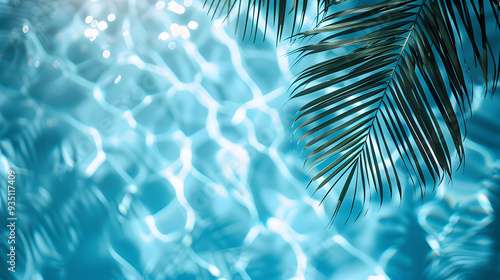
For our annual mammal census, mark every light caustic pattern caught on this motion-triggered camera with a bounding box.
[0,0,499,279]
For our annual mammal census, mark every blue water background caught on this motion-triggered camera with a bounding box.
[0,0,499,279]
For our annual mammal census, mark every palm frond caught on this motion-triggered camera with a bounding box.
[291,0,500,223]
[203,0,336,41]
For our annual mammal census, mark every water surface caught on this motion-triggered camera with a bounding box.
[0,1,499,279]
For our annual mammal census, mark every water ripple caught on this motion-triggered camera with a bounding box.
[0,1,499,280]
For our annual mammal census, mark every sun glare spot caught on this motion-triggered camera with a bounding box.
[213,19,223,26]
[156,1,165,9]
[102,50,110,58]
[188,21,198,30]
[167,1,185,14]
[170,23,190,39]
[208,265,221,277]
[85,16,93,24]
[158,32,170,41]
[367,275,387,280]
[129,185,137,193]
[146,133,155,146]
[98,21,108,31]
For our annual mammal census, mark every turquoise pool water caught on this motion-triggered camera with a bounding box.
[0,0,499,279]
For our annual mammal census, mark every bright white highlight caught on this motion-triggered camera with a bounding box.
[208,265,221,277]
[158,32,170,41]
[98,21,108,31]
[167,1,185,14]
[85,16,93,24]
[146,133,155,146]
[102,50,110,58]
[368,275,388,280]
[85,150,106,176]
[170,23,190,39]
[84,28,99,40]
[188,21,198,30]
[123,111,137,128]
[155,1,165,9]
[213,19,223,26]
[129,185,137,193]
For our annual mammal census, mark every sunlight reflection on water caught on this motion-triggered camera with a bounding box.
[0,0,499,279]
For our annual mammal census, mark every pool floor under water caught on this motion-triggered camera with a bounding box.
[0,0,500,279]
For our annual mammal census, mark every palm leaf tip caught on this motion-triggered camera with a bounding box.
[291,0,500,223]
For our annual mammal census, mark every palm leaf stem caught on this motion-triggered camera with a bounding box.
[312,1,426,205]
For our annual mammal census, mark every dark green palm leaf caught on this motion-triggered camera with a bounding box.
[203,0,336,41]
[291,0,500,223]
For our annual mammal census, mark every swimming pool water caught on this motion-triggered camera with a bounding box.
[1,0,499,279]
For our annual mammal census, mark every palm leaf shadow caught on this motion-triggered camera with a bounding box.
[203,0,500,223]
